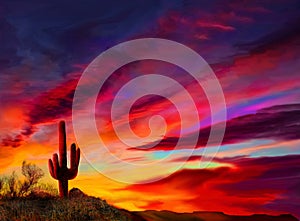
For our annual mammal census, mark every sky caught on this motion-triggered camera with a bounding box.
[0,0,300,218]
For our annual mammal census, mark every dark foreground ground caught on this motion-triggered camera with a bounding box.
[0,189,298,221]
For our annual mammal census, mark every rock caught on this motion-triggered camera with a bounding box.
[68,188,87,198]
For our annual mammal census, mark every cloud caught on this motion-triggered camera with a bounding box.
[0,134,23,148]
[196,21,235,31]
[123,154,300,217]
[133,103,300,150]
[2,1,300,150]
[27,77,78,125]
[0,124,36,148]
[0,0,173,148]
[235,16,300,54]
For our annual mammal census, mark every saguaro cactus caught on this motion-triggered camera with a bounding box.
[48,121,80,197]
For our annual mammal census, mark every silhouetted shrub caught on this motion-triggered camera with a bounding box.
[0,161,57,199]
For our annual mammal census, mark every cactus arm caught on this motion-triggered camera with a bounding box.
[67,144,80,180]
[70,143,76,169]
[52,153,59,177]
[76,148,80,167]
[59,121,67,168]
[67,170,78,180]
[48,159,56,178]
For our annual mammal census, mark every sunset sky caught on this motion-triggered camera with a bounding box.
[0,0,300,219]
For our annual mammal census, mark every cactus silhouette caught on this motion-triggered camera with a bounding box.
[48,121,80,197]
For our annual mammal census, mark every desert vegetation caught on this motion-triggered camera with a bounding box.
[0,161,57,199]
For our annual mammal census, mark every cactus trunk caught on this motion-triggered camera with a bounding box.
[48,121,80,197]
[59,179,68,198]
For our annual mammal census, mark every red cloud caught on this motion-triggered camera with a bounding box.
[196,21,235,31]
[27,74,80,125]
[123,155,300,218]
